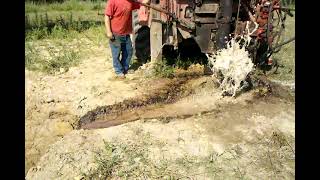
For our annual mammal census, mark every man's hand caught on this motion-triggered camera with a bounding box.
[141,0,150,4]
[105,15,114,40]
[106,31,113,39]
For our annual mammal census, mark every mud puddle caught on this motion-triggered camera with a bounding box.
[78,73,294,130]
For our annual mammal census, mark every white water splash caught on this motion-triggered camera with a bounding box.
[208,33,255,96]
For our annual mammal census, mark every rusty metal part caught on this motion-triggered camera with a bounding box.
[194,17,217,24]
[194,3,219,14]
[132,0,196,30]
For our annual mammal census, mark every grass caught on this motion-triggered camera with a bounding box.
[25,24,106,74]
[153,59,176,78]
[25,0,105,13]
[82,127,294,179]
[25,41,81,74]
[83,132,184,179]
[24,0,294,78]
[270,11,295,82]
[25,10,103,28]
[83,132,152,179]
[25,0,108,74]
[25,11,104,41]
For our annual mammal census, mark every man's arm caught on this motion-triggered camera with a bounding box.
[132,0,150,10]
[105,0,115,39]
[104,15,113,39]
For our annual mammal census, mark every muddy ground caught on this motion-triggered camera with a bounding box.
[25,42,295,179]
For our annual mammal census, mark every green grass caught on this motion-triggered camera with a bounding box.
[25,10,103,26]
[25,0,108,74]
[25,0,105,13]
[25,25,107,74]
[25,41,81,74]
[25,0,105,41]
[270,11,295,82]
[25,11,104,41]
[25,25,80,41]
[153,59,176,78]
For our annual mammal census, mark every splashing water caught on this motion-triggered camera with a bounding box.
[208,32,255,96]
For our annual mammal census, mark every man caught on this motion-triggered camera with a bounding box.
[105,0,149,79]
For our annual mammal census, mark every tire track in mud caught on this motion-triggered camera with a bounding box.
[77,74,294,130]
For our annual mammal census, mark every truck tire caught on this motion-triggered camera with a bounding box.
[135,26,151,64]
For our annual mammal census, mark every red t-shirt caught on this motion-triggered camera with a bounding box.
[105,0,141,35]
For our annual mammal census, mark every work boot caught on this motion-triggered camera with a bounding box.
[124,69,134,75]
[114,73,126,80]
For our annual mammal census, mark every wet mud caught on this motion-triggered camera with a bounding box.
[78,73,294,130]
[77,75,200,129]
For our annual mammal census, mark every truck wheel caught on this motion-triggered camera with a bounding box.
[135,26,150,64]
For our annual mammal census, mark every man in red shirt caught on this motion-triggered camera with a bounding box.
[105,0,149,78]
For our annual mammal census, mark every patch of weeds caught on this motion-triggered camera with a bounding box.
[269,11,295,82]
[84,130,196,179]
[25,27,49,41]
[153,59,175,78]
[82,26,106,46]
[25,0,104,13]
[90,141,121,178]
[92,3,102,10]
[25,42,81,74]
[25,11,103,41]
[26,24,79,41]
[50,24,75,39]
[175,58,194,70]
[84,134,151,179]
[45,49,80,74]
[25,43,41,71]
[82,127,294,179]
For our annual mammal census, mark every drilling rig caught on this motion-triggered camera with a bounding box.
[132,0,295,73]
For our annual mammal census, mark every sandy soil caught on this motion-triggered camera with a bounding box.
[26,65,295,179]
[25,45,145,173]
[25,42,295,179]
